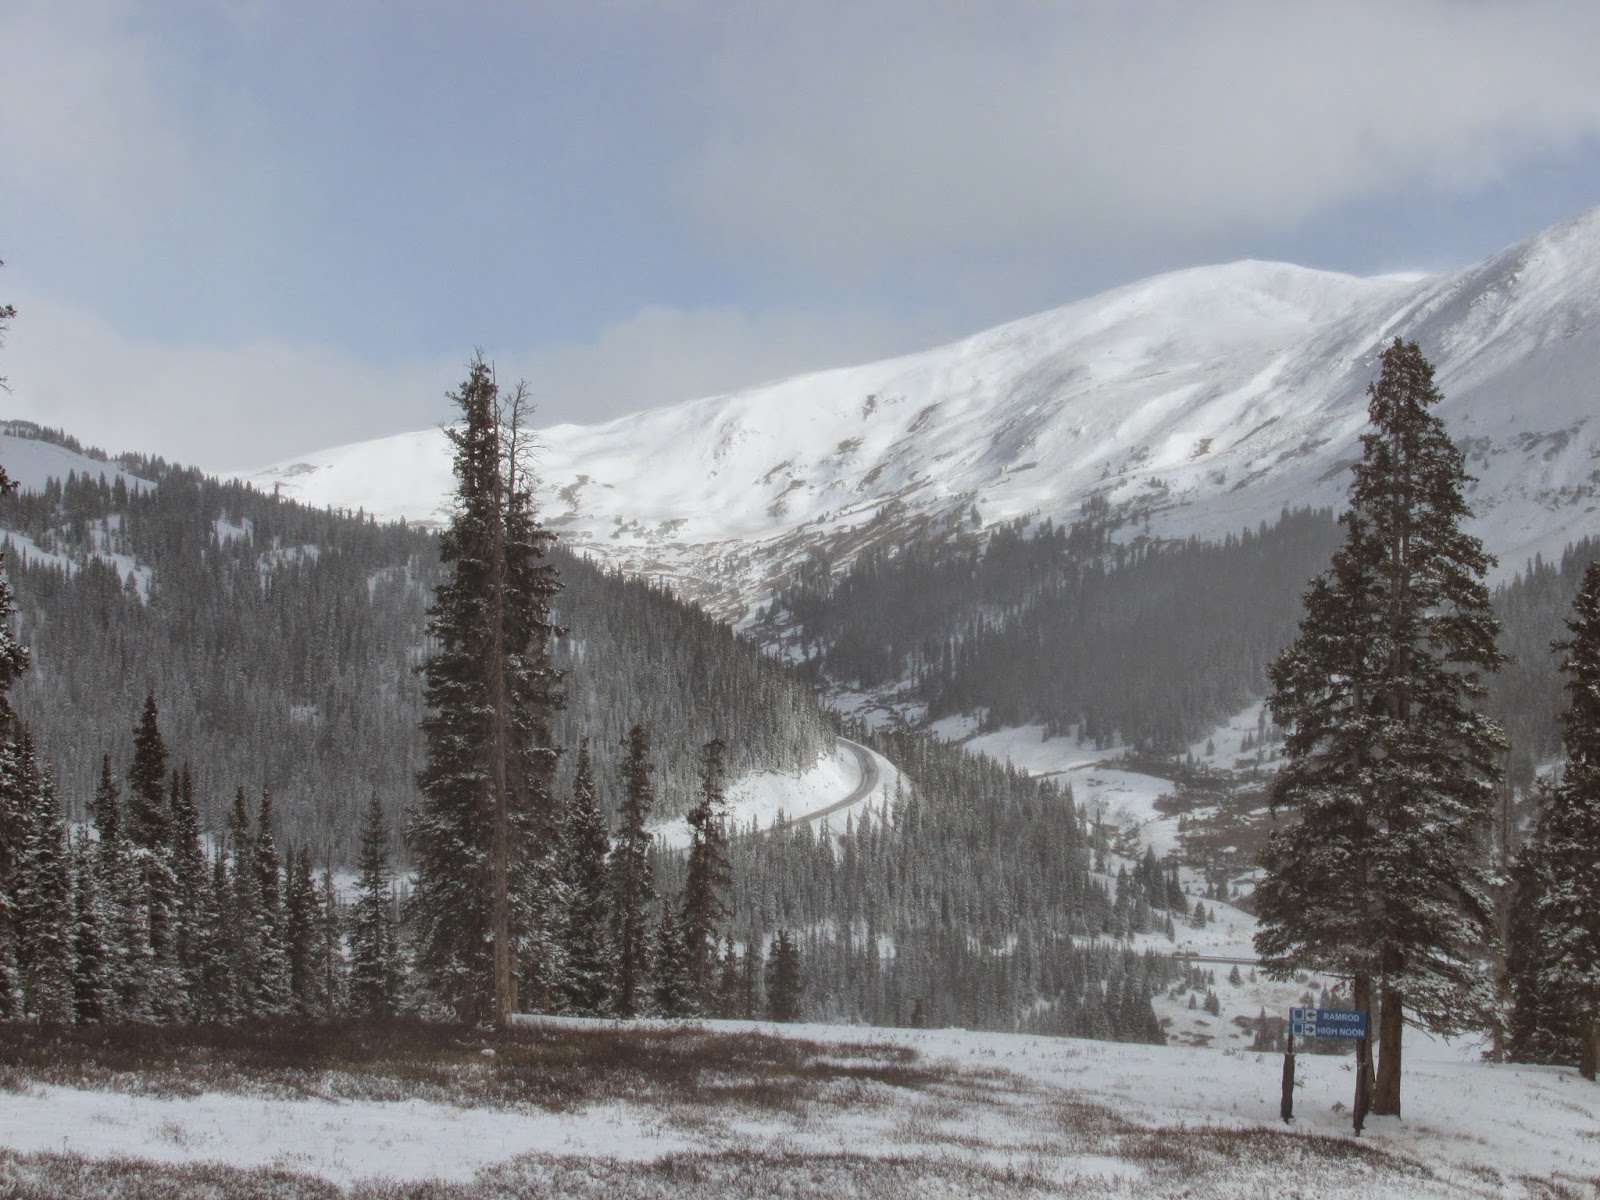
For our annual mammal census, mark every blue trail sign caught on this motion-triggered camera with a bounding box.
[1289,1007,1369,1040]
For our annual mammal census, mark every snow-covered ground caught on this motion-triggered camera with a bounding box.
[2,1017,1593,1196]
[241,207,1600,622]
[652,738,900,849]
[0,431,148,495]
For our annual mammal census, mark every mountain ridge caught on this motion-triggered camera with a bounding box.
[241,205,1600,620]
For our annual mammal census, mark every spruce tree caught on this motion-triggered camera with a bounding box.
[126,696,182,1019]
[1254,339,1505,1117]
[225,787,267,1017]
[0,478,31,1016]
[1520,562,1600,1077]
[9,732,74,1021]
[556,740,612,1015]
[650,903,692,1017]
[318,866,348,1017]
[169,763,208,1014]
[93,756,152,1020]
[765,929,803,1023]
[253,789,292,1014]
[715,935,741,1019]
[127,695,171,852]
[681,737,732,1011]
[608,723,657,1017]
[409,357,563,1025]
[0,738,21,1019]
[285,844,322,1015]
[71,833,115,1023]
[188,848,235,1024]
[350,793,402,1018]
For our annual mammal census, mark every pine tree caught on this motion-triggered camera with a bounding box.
[0,477,32,1017]
[127,695,171,852]
[253,789,291,1015]
[1254,339,1505,1117]
[715,935,741,1019]
[71,833,115,1023]
[93,756,152,1021]
[224,787,266,1018]
[1519,562,1600,1077]
[681,737,732,1011]
[765,929,803,1023]
[168,763,208,1014]
[556,740,611,1015]
[285,844,322,1015]
[608,723,657,1017]
[650,903,692,1017]
[9,732,74,1021]
[188,848,235,1024]
[408,357,563,1026]
[318,867,348,1017]
[126,696,182,1019]
[0,738,22,1019]
[350,793,402,1018]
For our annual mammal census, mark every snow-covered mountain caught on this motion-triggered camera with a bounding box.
[241,206,1600,620]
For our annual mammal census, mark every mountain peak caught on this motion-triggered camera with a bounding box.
[245,208,1600,619]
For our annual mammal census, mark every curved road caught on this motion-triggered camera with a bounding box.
[774,737,881,831]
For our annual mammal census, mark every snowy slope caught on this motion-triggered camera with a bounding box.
[0,431,147,494]
[241,207,1600,619]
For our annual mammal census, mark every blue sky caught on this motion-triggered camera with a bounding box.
[3,0,1599,466]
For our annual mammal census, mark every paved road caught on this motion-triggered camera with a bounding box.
[774,738,881,831]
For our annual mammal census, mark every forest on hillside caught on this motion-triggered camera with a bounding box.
[765,499,1600,775]
[0,442,833,858]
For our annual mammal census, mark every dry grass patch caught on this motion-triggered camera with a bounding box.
[0,1018,946,1113]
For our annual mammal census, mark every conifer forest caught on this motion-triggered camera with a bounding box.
[0,337,1598,1103]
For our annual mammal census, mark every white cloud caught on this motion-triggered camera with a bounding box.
[0,293,939,469]
[675,1,1600,275]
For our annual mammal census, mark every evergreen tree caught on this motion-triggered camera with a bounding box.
[225,787,267,1017]
[1519,562,1600,1077]
[253,789,292,1015]
[765,929,803,1023]
[188,848,235,1024]
[9,732,74,1020]
[0,738,21,1019]
[93,756,152,1021]
[126,694,171,852]
[350,793,402,1018]
[650,903,692,1017]
[608,723,656,1017]
[714,935,741,1019]
[739,938,763,1019]
[0,473,31,1017]
[168,763,208,1014]
[408,357,563,1025]
[681,737,732,1011]
[1254,339,1505,1117]
[318,866,348,1017]
[556,740,611,1015]
[126,696,182,1019]
[285,844,323,1015]
[71,833,114,1023]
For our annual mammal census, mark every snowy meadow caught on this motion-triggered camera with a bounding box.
[2,1016,1596,1198]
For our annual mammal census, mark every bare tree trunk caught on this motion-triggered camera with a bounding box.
[1372,977,1403,1116]
[1580,1017,1599,1082]
[1353,973,1374,1133]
